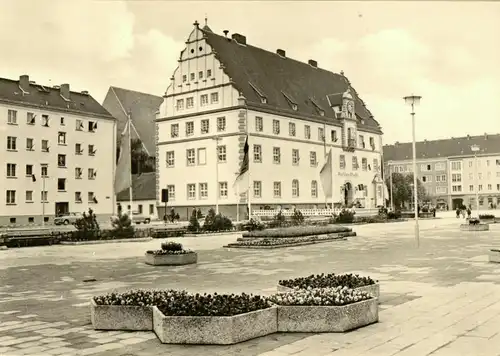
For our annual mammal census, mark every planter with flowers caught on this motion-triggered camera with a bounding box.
[269,287,378,332]
[145,242,197,266]
[153,292,277,344]
[277,273,379,298]
[460,218,489,231]
[91,289,169,331]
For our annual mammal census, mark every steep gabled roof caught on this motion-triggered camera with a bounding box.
[383,134,500,161]
[104,86,163,155]
[116,172,156,201]
[0,77,112,119]
[202,30,381,133]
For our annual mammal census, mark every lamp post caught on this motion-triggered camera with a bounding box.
[404,95,422,247]
[471,144,480,215]
[212,134,222,215]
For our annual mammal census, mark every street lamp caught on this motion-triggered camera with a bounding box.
[471,144,480,215]
[404,94,422,247]
[212,133,223,215]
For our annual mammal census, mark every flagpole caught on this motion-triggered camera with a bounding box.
[330,149,334,212]
[236,184,240,222]
[246,136,251,221]
[128,113,133,217]
[390,164,394,211]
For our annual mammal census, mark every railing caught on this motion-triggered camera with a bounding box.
[251,208,379,218]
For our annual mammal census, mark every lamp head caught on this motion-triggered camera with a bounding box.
[404,95,422,106]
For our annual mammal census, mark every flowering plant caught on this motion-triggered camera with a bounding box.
[146,241,194,255]
[269,286,371,306]
[93,289,188,307]
[279,273,376,290]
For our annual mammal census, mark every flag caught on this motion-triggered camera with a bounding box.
[233,136,249,194]
[384,182,390,201]
[114,119,132,194]
[320,149,333,198]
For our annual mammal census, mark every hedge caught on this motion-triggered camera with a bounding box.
[242,225,352,238]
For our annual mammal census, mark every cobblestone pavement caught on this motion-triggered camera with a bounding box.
[1,217,500,355]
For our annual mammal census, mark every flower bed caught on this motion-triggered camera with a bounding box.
[460,223,489,231]
[224,233,353,249]
[145,242,197,266]
[153,292,277,344]
[277,273,379,298]
[183,230,236,237]
[242,225,353,238]
[489,249,500,263]
[270,287,378,332]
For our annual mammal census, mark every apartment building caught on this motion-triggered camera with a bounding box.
[383,134,500,209]
[0,75,116,226]
[156,21,384,220]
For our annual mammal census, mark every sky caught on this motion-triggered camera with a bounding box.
[1,0,499,145]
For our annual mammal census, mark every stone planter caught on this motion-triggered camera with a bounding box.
[276,283,380,298]
[90,298,152,331]
[145,252,198,266]
[489,249,500,263]
[277,298,378,333]
[152,306,277,345]
[460,223,489,231]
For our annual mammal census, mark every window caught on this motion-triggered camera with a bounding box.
[352,156,359,170]
[469,161,473,168]
[23,138,33,152]
[76,119,84,131]
[26,190,33,202]
[292,149,300,165]
[373,159,379,171]
[197,148,206,165]
[318,127,324,141]
[361,158,368,171]
[452,173,462,182]
[358,134,365,148]
[57,132,66,145]
[199,183,208,199]
[369,137,375,149]
[217,117,226,132]
[253,145,262,163]
[27,112,35,125]
[201,119,209,134]
[166,151,175,167]
[41,114,49,127]
[176,99,184,110]
[436,186,447,194]
[422,175,432,183]
[171,124,179,138]
[200,94,209,106]
[149,204,154,215]
[311,180,318,198]
[190,73,195,81]
[186,121,194,136]
[211,92,219,104]
[75,167,83,179]
[60,117,65,125]
[310,152,317,167]
[253,181,262,198]
[217,145,227,163]
[207,69,212,78]
[186,149,195,166]
[219,182,228,198]
[255,117,263,132]
[488,184,492,191]
[187,184,196,199]
[57,178,66,191]
[41,190,48,202]
[8,109,17,124]
[198,71,204,80]
[436,174,446,182]
[292,179,300,197]
[7,136,16,150]
[7,163,16,177]
[304,125,311,139]
[479,185,483,191]
[272,119,280,134]
[42,140,49,152]
[340,155,346,169]
[186,97,194,109]
[58,154,66,167]
[88,168,96,179]
[469,185,474,192]
[468,173,473,180]
[88,192,96,203]
[6,190,16,204]
[88,121,97,132]
[273,181,281,198]
[478,173,483,180]
[451,161,462,171]
[487,160,491,166]
[88,145,96,156]
[273,147,281,164]
[452,185,462,192]
[41,165,48,177]
[331,130,338,143]
[435,162,445,171]
[498,184,500,191]
[182,75,187,83]
[25,164,33,176]
[167,185,175,201]
[289,122,296,137]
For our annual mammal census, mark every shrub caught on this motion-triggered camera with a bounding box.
[333,209,356,224]
[243,225,352,238]
[196,209,203,220]
[74,208,100,239]
[242,218,265,232]
[421,206,429,213]
[272,210,286,228]
[146,241,193,255]
[202,209,233,232]
[269,286,372,307]
[469,218,480,225]
[378,206,388,216]
[387,211,402,220]
[291,209,304,226]
[187,209,200,232]
[479,214,495,219]
[279,273,376,290]
[110,211,135,239]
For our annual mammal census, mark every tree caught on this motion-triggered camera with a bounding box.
[385,172,428,209]
[111,211,135,239]
[131,139,154,174]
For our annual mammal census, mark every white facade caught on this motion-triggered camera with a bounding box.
[1,100,116,225]
[117,199,158,220]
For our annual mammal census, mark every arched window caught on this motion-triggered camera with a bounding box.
[292,179,299,197]
[311,180,318,198]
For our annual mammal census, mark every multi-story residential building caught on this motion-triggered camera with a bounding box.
[0,75,116,226]
[383,133,500,210]
[156,21,384,220]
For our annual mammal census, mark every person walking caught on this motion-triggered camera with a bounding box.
[466,207,472,219]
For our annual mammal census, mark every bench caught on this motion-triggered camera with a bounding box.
[3,229,61,248]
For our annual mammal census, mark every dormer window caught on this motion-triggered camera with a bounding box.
[309,97,325,116]
[190,73,195,81]
[182,75,187,83]
[282,91,298,111]
[207,69,212,78]
[248,82,268,104]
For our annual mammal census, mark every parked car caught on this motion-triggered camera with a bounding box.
[131,212,151,224]
[54,213,82,225]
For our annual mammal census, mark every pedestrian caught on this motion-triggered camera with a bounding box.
[466,207,471,219]
[456,207,460,218]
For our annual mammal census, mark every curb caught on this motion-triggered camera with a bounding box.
[60,237,153,245]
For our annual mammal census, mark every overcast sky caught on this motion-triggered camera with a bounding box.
[2,0,499,144]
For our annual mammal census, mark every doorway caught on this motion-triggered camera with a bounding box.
[344,182,354,206]
[55,202,69,217]
[452,198,464,210]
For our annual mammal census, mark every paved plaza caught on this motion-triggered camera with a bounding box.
[1,216,500,355]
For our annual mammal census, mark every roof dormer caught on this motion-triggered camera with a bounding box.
[282,91,298,111]
[248,81,267,104]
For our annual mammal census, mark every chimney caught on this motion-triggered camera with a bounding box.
[308,59,318,68]
[60,84,70,100]
[19,74,30,92]
[231,33,246,45]
[276,49,286,57]
[81,90,89,95]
